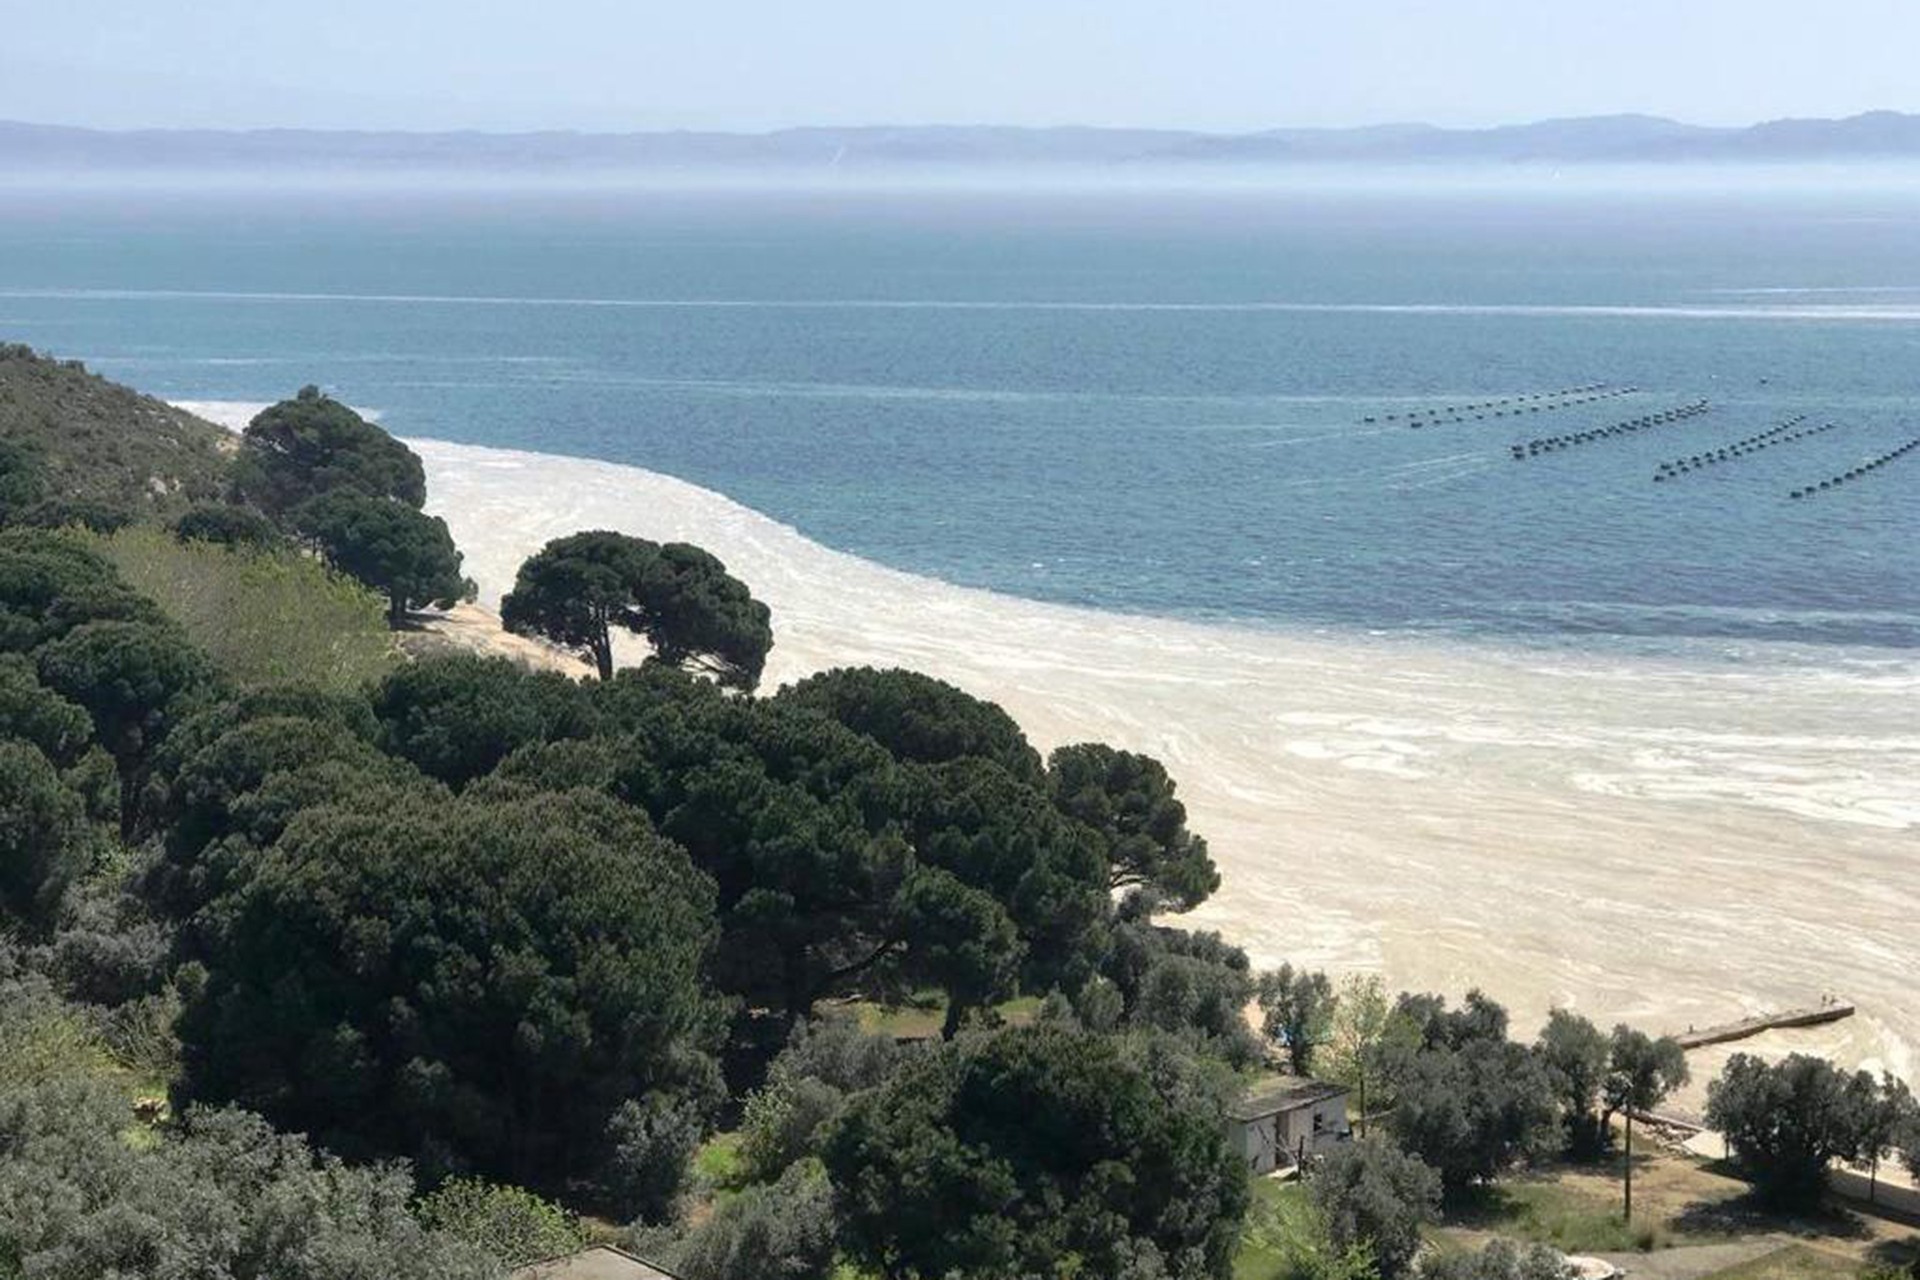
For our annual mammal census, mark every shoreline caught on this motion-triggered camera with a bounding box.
[176,405,1920,1108]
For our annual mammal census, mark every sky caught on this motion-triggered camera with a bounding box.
[7,0,1920,134]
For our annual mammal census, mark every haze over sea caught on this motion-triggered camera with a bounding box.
[3,173,1916,1097]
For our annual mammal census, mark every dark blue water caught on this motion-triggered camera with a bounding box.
[2,181,1916,647]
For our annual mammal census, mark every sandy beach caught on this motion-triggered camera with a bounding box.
[174,405,1920,1108]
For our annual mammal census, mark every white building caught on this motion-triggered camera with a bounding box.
[1230,1074,1351,1174]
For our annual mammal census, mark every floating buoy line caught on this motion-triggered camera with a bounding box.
[1652,416,1827,482]
[1788,438,1920,499]
[1508,399,1711,461]
[1362,384,1635,427]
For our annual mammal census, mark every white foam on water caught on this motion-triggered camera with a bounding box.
[167,400,1920,1086]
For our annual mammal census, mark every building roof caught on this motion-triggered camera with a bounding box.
[1230,1074,1349,1122]
[508,1245,683,1280]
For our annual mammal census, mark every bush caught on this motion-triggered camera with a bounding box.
[639,1159,838,1280]
[415,1177,587,1268]
[1310,1137,1442,1279]
[94,525,397,692]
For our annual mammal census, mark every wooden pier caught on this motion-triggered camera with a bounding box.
[1671,999,1854,1051]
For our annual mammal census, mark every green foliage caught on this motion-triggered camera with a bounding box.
[1258,964,1335,1076]
[1534,1010,1610,1158]
[636,1158,839,1280]
[36,617,221,836]
[0,976,119,1092]
[415,1177,587,1268]
[96,524,398,692]
[1418,1238,1571,1280]
[0,436,48,526]
[0,654,92,765]
[823,1023,1250,1280]
[0,1075,500,1280]
[172,502,283,550]
[177,787,725,1212]
[293,490,473,625]
[0,740,89,933]
[370,652,593,787]
[0,344,233,521]
[1107,924,1264,1068]
[1705,1052,1878,1209]
[1603,1026,1688,1118]
[1049,741,1219,909]
[0,527,163,654]
[502,530,772,688]
[894,865,1022,1038]
[778,666,1042,783]
[19,496,135,533]
[739,1014,912,1182]
[1387,994,1558,1190]
[1309,1137,1441,1279]
[231,386,426,518]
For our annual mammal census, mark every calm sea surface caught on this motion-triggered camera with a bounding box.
[2,178,1917,649]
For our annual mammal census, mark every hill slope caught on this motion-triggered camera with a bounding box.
[0,343,234,518]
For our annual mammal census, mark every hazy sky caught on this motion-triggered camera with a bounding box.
[8,0,1919,133]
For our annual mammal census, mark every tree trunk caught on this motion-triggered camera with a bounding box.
[388,593,407,628]
[941,997,968,1040]
[591,629,614,681]
[1624,1113,1634,1223]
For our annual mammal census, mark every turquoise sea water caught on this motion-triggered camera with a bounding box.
[2,180,1916,647]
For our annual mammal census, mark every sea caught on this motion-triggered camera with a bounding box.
[5,171,1919,1080]
[2,172,1916,654]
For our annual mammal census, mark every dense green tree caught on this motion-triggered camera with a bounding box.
[231,387,426,518]
[894,865,1022,1038]
[35,619,219,837]
[1308,1137,1441,1280]
[778,666,1042,783]
[1391,1036,1558,1191]
[823,1024,1248,1280]
[1535,1009,1611,1158]
[1858,1072,1916,1205]
[1258,963,1334,1075]
[1706,1052,1875,1210]
[415,1177,587,1268]
[171,502,284,550]
[909,756,1110,993]
[0,438,48,526]
[0,654,92,765]
[1603,1026,1688,1221]
[0,1076,498,1280]
[501,531,771,687]
[1104,924,1263,1066]
[293,491,472,626]
[0,741,89,933]
[0,528,161,654]
[177,788,724,1209]
[738,1013,913,1182]
[1048,742,1219,909]
[370,653,593,787]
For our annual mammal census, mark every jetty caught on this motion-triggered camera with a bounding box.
[1671,998,1854,1050]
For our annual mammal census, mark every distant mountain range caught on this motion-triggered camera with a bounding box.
[6,112,1920,172]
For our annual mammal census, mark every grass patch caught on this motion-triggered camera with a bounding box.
[1701,1243,1875,1278]
[844,991,1045,1040]
[691,1131,747,1192]
[94,525,398,691]
[1235,1179,1319,1280]
[1441,1176,1665,1254]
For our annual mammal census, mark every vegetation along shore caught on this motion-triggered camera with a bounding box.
[2,342,1917,1279]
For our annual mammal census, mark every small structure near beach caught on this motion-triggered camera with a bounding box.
[1230,1074,1351,1174]
[508,1245,684,1280]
